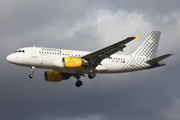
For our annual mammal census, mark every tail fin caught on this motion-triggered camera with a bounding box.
[132,31,161,60]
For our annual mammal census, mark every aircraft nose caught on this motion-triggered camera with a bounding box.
[7,54,23,65]
[7,54,12,62]
[6,54,15,63]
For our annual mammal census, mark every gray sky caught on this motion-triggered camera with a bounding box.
[0,0,180,120]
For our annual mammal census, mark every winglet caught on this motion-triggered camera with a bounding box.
[134,34,140,39]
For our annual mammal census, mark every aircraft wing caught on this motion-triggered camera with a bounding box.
[145,54,173,64]
[82,35,139,68]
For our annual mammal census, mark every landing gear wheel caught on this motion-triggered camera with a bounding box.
[29,74,34,78]
[88,72,96,79]
[29,66,35,78]
[75,80,83,87]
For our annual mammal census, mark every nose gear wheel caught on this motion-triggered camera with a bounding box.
[29,66,35,78]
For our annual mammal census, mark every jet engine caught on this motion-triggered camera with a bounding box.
[63,57,82,68]
[44,71,69,82]
[53,57,88,68]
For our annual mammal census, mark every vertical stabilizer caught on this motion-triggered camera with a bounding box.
[132,31,161,59]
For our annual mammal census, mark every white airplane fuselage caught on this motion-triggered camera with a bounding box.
[7,47,134,74]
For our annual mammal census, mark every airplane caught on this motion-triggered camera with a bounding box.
[7,31,173,87]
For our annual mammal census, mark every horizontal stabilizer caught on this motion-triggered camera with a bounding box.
[145,54,173,64]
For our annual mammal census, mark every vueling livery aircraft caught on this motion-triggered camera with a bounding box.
[7,31,172,87]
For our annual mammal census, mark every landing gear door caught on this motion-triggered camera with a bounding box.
[31,47,37,58]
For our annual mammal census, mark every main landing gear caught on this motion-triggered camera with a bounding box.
[74,71,96,87]
[29,66,35,78]
[74,74,84,87]
[88,71,96,79]
[88,66,96,79]
[75,80,83,87]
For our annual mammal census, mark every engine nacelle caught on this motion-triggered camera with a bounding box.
[63,57,82,68]
[44,71,64,82]
[53,59,65,68]
[53,57,88,68]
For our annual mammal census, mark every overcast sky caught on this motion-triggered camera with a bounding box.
[0,0,180,120]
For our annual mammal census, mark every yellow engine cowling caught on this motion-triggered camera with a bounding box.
[44,71,63,82]
[63,57,82,68]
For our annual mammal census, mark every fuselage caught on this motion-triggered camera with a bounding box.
[6,47,142,74]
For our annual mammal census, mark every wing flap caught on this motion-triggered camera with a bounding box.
[145,54,173,64]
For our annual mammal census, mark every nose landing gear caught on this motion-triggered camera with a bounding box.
[29,66,35,78]
[29,74,34,78]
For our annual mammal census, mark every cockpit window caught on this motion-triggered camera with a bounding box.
[15,50,25,53]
